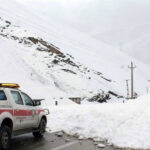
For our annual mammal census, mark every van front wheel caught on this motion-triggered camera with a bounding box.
[33,118,46,138]
[0,126,11,150]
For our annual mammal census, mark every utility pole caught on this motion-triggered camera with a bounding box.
[128,62,136,99]
[126,80,129,99]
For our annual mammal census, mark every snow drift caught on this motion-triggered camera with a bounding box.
[48,95,150,149]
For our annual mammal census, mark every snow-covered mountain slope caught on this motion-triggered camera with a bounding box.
[0,16,114,97]
[122,31,150,65]
[0,0,150,102]
[93,25,150,66]
[17,0,150,67]
[0,37,66,97]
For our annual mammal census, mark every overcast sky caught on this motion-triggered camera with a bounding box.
[16,0,150,45]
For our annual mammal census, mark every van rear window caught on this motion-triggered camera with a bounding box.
[0,90,7,100]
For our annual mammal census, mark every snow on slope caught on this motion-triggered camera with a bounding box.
[93,25,150,66]
[123,30,150,65]
[0,37,66,98]
[48,95,150,149]
[0,17,115,99]
[0,0,150,100]
[18,0,150,67]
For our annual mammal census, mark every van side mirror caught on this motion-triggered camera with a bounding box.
[33,101,41,106]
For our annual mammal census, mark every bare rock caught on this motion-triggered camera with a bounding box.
[56,132,63,137]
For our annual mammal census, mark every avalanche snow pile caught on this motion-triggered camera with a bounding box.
[48,95,150,149]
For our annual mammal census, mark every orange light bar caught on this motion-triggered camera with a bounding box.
[0,83,20,88]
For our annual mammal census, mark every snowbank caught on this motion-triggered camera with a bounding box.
[47,95,150,149]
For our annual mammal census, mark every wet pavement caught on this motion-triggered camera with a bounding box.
[10,132,118,150]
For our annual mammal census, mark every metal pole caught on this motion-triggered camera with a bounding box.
[128,62,136,99]
[131,62,134,99]
[126,80,129,99]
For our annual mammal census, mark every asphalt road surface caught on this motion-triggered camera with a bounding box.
[10,132,120,150]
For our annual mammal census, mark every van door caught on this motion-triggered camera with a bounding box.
[10,90,27,130]
[21,92,38,128]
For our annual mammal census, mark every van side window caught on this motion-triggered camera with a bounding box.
[0,90,7,100]
[21,92,33,106]
[11,91,24,105]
